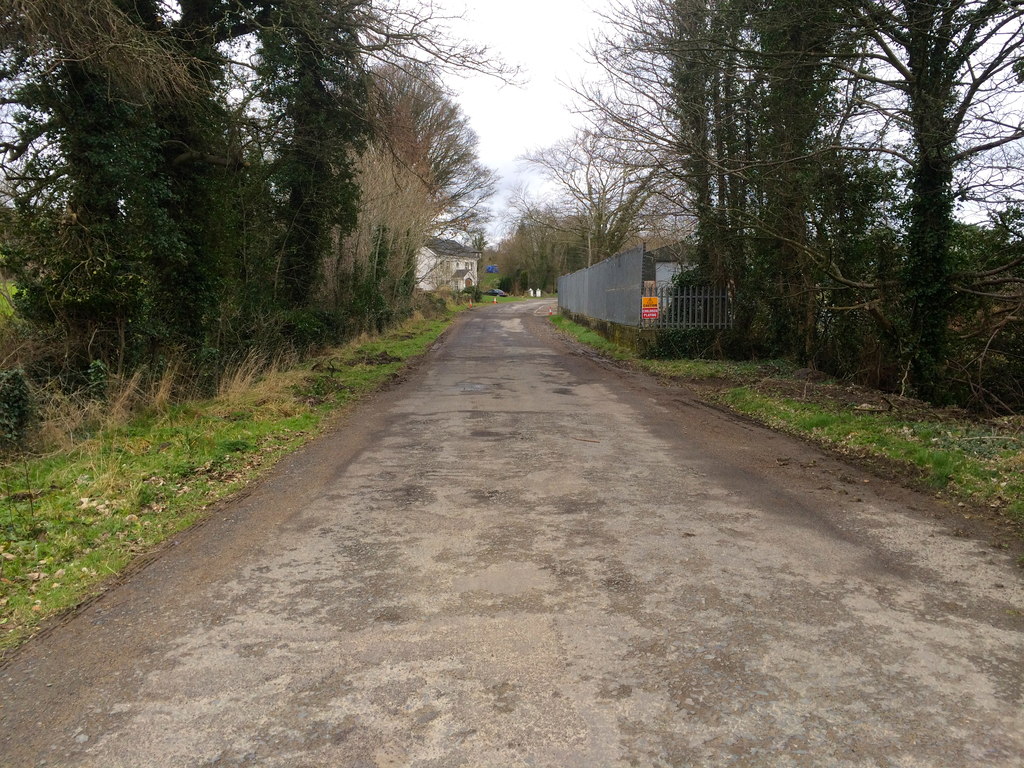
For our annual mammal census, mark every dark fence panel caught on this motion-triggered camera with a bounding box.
[557,247,644,327]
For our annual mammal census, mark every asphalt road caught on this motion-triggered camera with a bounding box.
[1,301,1022,767]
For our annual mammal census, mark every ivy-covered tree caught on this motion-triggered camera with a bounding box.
[1,0,210,371]
[833,0,1024,399]
[582,0,1024,406]
[0,0,501,374]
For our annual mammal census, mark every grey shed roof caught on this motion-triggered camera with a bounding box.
[646,242,695,264]
[425,237,481,259]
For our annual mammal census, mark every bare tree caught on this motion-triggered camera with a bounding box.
[370,62,497,236]
[522,128,660,265]
[0,0,198,101]
[496,212,580,292]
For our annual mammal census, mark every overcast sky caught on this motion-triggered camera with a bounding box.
[446,1,613,241]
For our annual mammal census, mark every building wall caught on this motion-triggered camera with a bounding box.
[655,262,682,286]
[416,248,480,292]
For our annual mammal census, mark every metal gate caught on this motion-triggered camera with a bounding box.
[642,284,732,329]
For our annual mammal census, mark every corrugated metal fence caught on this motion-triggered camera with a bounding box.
[557,246,644,327]
[558,247,732,330]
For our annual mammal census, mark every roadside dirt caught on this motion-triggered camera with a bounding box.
[709,378,1024,560]
[568,338,1024,562]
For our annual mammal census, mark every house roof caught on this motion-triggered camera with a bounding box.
[452,269,471,279]
[424,237,481,259]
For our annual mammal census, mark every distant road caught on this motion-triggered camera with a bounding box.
[2,300,1022,766]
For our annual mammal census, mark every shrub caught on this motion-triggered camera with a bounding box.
[86,359,109,398]
[0,368,32,450]
[649,328,722,359]
[281,308,335,349]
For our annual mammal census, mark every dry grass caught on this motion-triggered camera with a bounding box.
[208,351,309,420]
[148,362,180,413]
[217,350,274,400]
[34,390,93,452]
[105,369,146,426]
[32,369,150,453]
[24,350,303,455]
[346,331,374,349]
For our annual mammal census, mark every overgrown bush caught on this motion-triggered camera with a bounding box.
[0,368,32,450]
[281,308,336,350]
[648,329,721,359]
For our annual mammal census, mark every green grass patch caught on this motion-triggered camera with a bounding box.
[549,315,790,377]
[719,387,1024,521]
[478,276,500,291]
[635,357,793,382]
[0,311,456,654]
[549,315,632,360]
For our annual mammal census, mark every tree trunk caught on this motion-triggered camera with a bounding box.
[905,145,955,399]
[903,0,958,401]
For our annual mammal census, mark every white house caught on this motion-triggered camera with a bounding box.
[416,238,482,292]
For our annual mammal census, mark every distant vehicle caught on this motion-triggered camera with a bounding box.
[483,289,508,296]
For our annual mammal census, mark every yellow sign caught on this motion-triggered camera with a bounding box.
[642,297,660,309]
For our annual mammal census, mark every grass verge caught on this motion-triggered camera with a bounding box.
[719,388,1024,521]
[0,311,457,655]
[480,295,528,304]
[549,315,632,360]
[550,315,1024,530]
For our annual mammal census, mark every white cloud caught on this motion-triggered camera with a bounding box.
[445,1,613,239]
